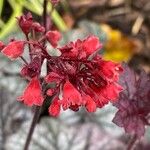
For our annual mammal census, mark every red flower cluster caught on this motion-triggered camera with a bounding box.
[18,12,45,35]
[0,13,123,117]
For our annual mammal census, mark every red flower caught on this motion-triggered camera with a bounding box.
[18,12,33,35]
[45,72,64,84]
[49,80,98,116]
[58,42,79,58]
[46,89,55,96]
[48,98,61,117]
[1,41,25,60]
[61,80,82,110]
[18,77,44,106]
[50,0,60,5]
[45,38,123,116]
[84,82,123,108]
[84,95,96,112]
[1,12,123,118]
[59,35,102,59]
[82,35,102,57]
[99,60,123,81]
[46,30,61,48]
[99,83,123,102]
[18,13,45,34]
[21,57,41,78]
[32,22,45,33]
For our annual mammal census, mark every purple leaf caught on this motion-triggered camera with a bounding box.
[119,63,136,99]
[112,63,150,138]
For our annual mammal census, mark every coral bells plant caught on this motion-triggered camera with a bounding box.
[0,16,123,117]
[1,0,140,150]
[1,0,150,150]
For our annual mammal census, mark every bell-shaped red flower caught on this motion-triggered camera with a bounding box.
[45,72,64,84]
[61,80,82,110]
[84,95,97,112]
[18,12,33,35]
[46,30,61,48]
[99,60,123,82]
[32,22,45,33]
[48,98,61,117]
[82,35,102,57]
[18,77,44,106]
[1,41,25,60]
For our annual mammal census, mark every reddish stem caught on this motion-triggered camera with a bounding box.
[126,135,138,150]
[23,106,42,150]
[43,0,48,33]
[26,34,32,60]
[20,56,28,65]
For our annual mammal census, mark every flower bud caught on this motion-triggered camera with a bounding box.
[18,12,33,35]
[46,30,61,48]
[50,0,60,5]
[32,22,45,33]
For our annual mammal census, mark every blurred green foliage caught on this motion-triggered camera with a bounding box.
[0,0,68,39]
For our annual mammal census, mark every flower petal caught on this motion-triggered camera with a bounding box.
[48,98,61,117]
[46,30,61,48]
[83,35,102,56]
[45,72,63,84]
[2,41,25,60]
[84,95,96,112]
[18,77,44,106]
[61,80,82,110]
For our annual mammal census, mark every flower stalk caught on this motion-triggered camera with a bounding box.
[23,106,42,150]
[126,135,138,150]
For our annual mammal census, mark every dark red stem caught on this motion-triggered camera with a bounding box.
[20,56,28,65]
[43,0,48,33]
[23,106,42,150]
[126,135,138,150]
[26,34,32,60]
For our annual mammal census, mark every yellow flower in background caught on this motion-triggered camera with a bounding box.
[101,24,140,62]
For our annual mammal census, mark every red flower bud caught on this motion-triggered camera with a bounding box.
[48,98,61,117]
[32,22,45,33]
[18,12,33,35]
[46,30,61,48]
[45,72,63,84]
[50,0,60,5]
[46,89,55,96]
[21,57,41,78]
